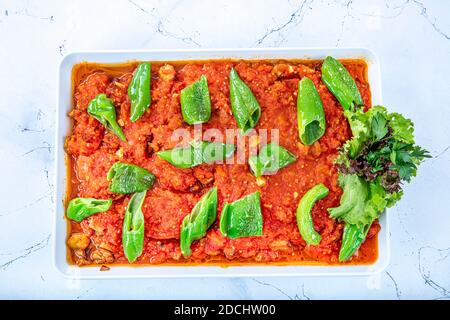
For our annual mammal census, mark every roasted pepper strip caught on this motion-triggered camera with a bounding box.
[180,187,218,257]
[220,191,263,239]
[107,162,156,194]
[128,62,151,122]
[87,93,126,141]
[122,190,146,263]
[248,143,296,177]
[339,222,372,262]
[321,56,363,111]
[181,75,211,125]
[229,67,261,135]
[66,198,112,222]
[296,183,329,245]
[297,77,326,145]
[157,141,235,169]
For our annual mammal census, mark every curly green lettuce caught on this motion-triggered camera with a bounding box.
[336,105,429,192]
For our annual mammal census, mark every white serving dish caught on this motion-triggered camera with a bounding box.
[54,48,389,278]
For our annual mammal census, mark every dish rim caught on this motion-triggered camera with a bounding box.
[53,47,389,279]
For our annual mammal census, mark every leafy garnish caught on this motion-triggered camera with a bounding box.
[336,105,430,193]
[330,104,429,261]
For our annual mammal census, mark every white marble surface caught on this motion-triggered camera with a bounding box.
[0,0,449,300]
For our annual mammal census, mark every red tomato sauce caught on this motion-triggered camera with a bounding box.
[66,59,378,266]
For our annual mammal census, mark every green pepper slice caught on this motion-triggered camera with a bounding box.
[297,77,326,145]
[339,222,372,262]
[220,191,263,239]
[157,141,235,169]
[229,67,261,135]
[181,75,211,125]
[66,197,112,222]
[128,62,151,122]
[248,143,296,177]
[107,162,156,194]
[180,187,218,257]
[296,183,329,245]
[321,56,363,111]
[87,93,126,141]
[122,190,146,263]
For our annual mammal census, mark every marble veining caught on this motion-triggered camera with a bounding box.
[0,0,449,299]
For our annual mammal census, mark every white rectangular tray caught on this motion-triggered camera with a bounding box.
[54,48,389,278]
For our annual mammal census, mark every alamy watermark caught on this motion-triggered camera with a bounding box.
[169,123,283,174]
